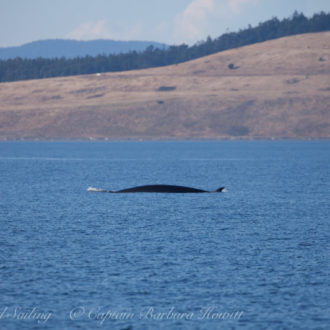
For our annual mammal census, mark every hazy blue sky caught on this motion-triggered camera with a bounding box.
[1,0,330,47]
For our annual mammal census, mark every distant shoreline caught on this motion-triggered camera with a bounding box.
[1,32,329,140]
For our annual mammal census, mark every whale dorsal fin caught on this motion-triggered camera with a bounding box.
[215,187,225,192]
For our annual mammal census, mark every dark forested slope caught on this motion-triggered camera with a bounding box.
[0,11,329,83]
[0,39,167,60]
[0,32,329,140]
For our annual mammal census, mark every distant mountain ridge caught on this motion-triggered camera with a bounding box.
[0,39,168,59]
[1,11,330,83]
[0,32,329,140]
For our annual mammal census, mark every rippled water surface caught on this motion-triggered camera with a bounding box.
[0,141,329,329]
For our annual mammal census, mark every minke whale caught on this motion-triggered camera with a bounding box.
[87,185,225,193]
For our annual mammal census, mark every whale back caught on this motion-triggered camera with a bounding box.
[116,184,206,193]
[87,184,226,193]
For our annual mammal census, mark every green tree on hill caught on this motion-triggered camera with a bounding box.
[0,11,330,83]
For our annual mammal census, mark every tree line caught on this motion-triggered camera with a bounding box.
[0,11,329,83]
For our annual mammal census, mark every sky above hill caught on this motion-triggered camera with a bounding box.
[1,0,330,47]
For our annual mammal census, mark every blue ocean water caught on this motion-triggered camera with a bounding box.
[0,141,329,330]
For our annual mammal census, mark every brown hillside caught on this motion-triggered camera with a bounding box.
[0,32,330,139]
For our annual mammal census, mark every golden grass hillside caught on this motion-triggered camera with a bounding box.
[0,32,330,139]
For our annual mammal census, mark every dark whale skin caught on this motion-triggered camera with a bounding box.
[117,184,206,193]
[88,185,225,193]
